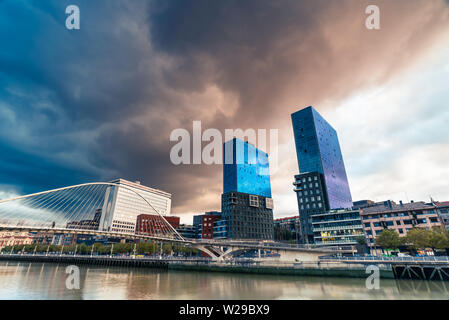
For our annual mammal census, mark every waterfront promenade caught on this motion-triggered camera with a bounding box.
[2,252,449,281]
[0,252,393,279]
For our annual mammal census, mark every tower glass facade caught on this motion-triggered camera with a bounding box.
[222,138,273,240]
[223,138,271,198]
[291,106,352,209]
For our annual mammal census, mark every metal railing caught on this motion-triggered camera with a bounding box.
[192,239,352,251]
[168,258,392,270]
[320,255,449,263]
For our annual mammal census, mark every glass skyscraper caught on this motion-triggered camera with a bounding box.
[291,106,352,209]
[223,138,271,198]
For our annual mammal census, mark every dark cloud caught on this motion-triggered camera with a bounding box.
[0,0,448,215]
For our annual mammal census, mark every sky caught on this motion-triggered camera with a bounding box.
[0,0,448,224]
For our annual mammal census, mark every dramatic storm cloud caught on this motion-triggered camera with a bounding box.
[0,0,448,221]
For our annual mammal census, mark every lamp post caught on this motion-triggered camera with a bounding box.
[159,242,163,260]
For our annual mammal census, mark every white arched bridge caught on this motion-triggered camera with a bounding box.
[0,182,352,261]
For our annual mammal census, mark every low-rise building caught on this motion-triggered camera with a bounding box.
[311,209,364,246]
[360,200,442,250]
[176,224,196,239]
[193,211,222,239]
[273,216,301,242]
[213,219,228,239]
[435,201,449,229]
[135,214,180,237]
[0,231,33,248]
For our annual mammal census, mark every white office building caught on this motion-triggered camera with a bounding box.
[99,179,172,234]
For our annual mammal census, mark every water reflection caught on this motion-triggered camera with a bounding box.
[0,262,448,300]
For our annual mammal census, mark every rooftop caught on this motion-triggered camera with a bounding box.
[274,215,299,222]
[435,201,449,208]
[109,178,172,198]
[360,201,434,215]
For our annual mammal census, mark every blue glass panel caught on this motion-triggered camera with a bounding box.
[223,138,272,198]
[291,106,352,209]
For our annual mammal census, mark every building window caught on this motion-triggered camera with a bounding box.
[249,195,259,207]
[265,198,274,209]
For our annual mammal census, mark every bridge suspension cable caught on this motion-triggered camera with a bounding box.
[0,182,184,241]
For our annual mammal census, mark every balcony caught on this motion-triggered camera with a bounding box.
[313,239,358,245]
[312,217,361,224]
[312,224,363,232]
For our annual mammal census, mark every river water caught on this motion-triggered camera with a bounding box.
[0,261,447,300]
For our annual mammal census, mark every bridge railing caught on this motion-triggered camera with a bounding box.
[168,258,392,270]
[320,255,449,263]
[192,239,353,251]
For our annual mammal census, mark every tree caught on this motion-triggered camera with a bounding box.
[79,243,89,255]
[63,244,76,254]
[136,242,152,255]
[49,245,61,253]
[150,242,158,254]
[113,243,132,254]
[355,236,367,245]
[405,228,431,250]
[375,229,403,249]
[34,244,47,253]
[428,227,449,250]
[92,243,109,255]
[162,243,172,255]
